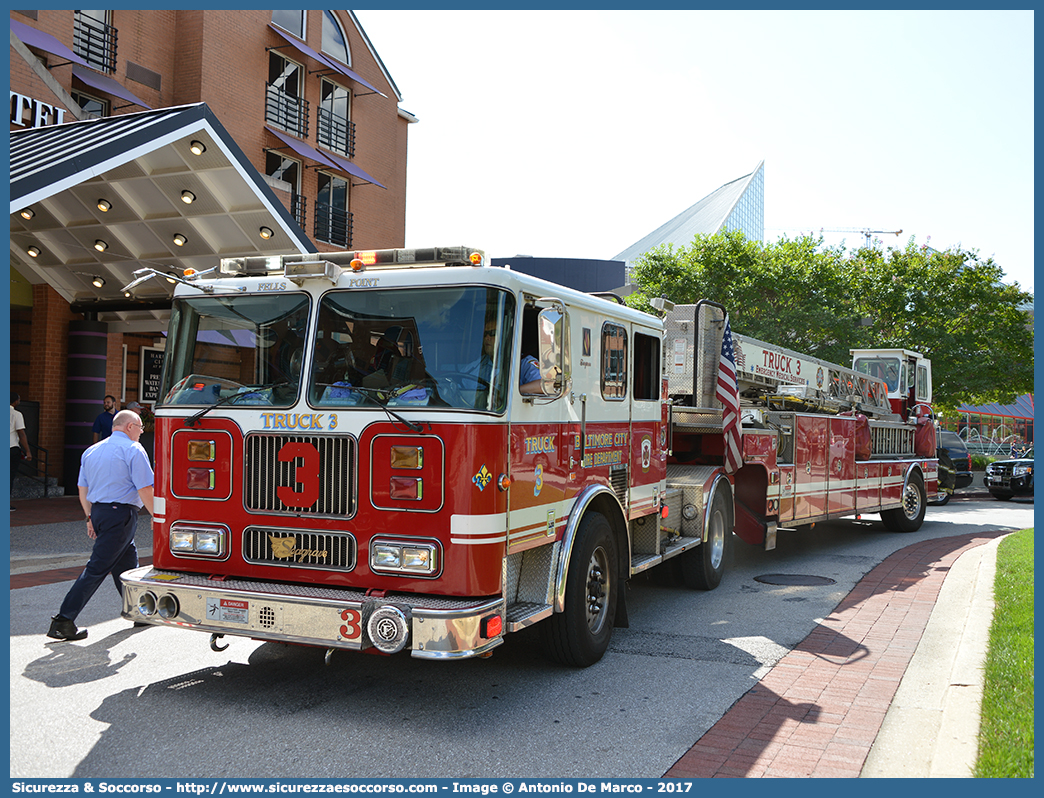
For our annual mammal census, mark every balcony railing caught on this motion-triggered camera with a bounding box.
[314,203,352,248]
[317,109,356,159]
[73,11,117,73]
[265,84,309,138]
[290,192,307,230]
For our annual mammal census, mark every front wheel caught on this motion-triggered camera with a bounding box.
[543,512,617,668]
[679,483,731,590]
[881,472,927,532]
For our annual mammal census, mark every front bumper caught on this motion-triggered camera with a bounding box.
[983,473,1034,496]
[120,566,504,660]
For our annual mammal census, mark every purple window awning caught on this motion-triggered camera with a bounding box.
[265,126,385,188]
[72,65,151,110]
[267,24,386,98]
[10,17,90,67]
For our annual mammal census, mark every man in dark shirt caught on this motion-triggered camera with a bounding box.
[91,395,117,443]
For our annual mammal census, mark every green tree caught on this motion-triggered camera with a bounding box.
[846,241,1033,412]
[627,231,1033,411]
[627,231,863,365]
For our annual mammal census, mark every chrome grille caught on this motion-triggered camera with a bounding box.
[245,434,354,516]
[243,527,356,571]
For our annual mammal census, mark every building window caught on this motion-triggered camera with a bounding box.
[266,52,308,137]
[315,172,351,247]
[271,9,305,39]
[321,11,349,65]
[71,90,109,120]
[601,323,628,400]
[74,10,117,73]
[266,151,305,228]
[317,79,354,158]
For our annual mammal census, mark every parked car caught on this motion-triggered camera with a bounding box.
[984,449,1034,501]
[932,429,973,505]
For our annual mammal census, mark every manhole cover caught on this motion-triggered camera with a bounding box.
[754,573,836,586]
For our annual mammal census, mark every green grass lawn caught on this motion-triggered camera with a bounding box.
[975,528,1034,778]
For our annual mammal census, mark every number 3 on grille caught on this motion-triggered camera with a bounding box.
[277,441,320,508]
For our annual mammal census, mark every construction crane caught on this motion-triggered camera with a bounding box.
[817,228,903,247]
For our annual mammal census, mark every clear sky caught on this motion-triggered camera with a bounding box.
[355,9,1034,293]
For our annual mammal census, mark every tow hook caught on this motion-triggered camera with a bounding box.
[209,633,228,652]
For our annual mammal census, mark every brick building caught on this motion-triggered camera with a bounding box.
[8,9,412,493]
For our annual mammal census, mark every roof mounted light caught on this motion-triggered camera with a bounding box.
[469,251,483,266]
[285,259,343,285]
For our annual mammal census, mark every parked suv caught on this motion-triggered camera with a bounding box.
[932,429,973,505]
[984,449,1034,501]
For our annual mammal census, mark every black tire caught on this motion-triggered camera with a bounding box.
[679,484,731,590]
[543,512,617,668]
[992,492,1014,501]
[881,472,927,532]
[929,492,951,507]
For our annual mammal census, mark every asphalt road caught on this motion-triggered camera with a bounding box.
[9,499,1033,779]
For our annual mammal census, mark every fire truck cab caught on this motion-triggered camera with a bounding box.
[851,348,932,419]
[120,247,667,667]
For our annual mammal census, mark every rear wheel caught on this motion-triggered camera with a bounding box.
[543,512,617,668]
[679,484,731,590]
[881,472,926,532]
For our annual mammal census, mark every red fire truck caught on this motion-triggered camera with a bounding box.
[119,248,939,667]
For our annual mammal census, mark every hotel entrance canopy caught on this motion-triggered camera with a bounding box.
[10,102,316,332]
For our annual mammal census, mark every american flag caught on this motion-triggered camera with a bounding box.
[717,314,742,474]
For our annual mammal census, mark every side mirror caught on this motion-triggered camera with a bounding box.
[536,306,565,397]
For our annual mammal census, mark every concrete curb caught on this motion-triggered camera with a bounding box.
[860,536,1000,777]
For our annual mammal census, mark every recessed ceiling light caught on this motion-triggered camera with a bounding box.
[173,233,187,247]
[181,190,196,204]
[189,140,206,156]
[97,199,112,212]
[27,246,40,258]
[20,208,34,220]
[259,226,274,240]
[94,239,108,252]
[165,271,179,284]
[92,275,106,288]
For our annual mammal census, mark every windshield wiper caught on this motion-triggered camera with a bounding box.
[313,383,427,433]
[184,382,291,427]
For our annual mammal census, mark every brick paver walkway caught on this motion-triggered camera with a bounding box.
[664,531,1008,778]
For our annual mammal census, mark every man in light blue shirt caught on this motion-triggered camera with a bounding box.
[47,410,155,641]
[466,318,543,395]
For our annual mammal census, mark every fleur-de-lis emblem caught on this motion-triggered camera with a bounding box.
[473,465,493,491]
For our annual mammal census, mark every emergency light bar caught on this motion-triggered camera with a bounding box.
[346,247,486,269]
[217,247,488,281]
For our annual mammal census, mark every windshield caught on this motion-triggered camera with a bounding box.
[853,355,902,393]
[309,286,516,412]
[160,293,311,406]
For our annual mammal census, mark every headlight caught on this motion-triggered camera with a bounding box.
[169,524,228,558]
[1013,464,1032,476]
[369,539,440,576]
